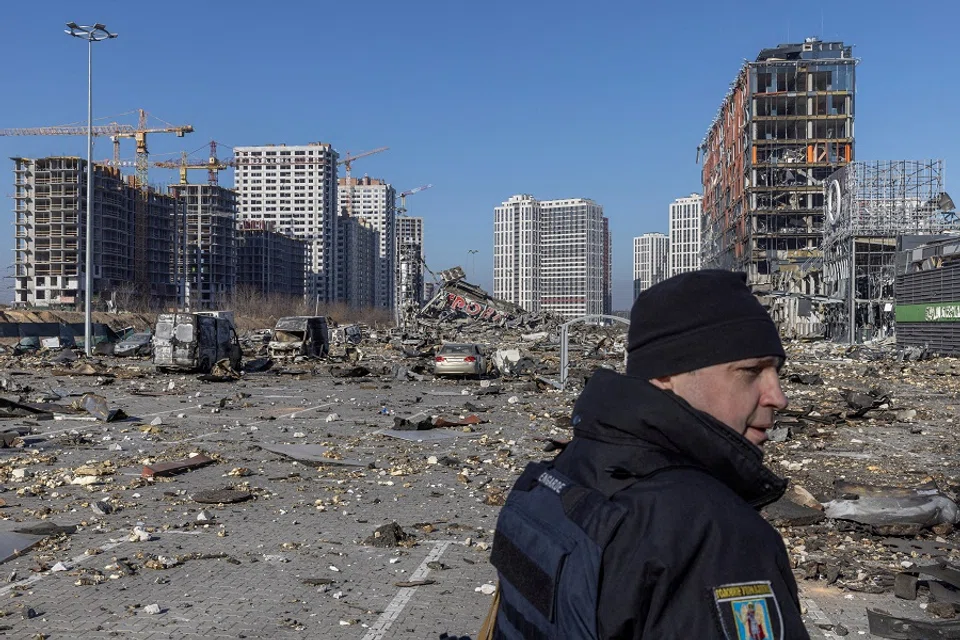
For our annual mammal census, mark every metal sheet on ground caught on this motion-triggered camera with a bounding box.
[258,442,368,468]
[0,531,44,563]
[377,429,479,442]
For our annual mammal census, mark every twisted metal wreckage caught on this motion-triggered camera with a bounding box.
[410,267,562,332]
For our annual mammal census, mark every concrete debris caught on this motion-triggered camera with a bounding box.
[192,489,252,504]
[363,522,415,548]
[129,526,153,542]
[77,393,127,422]
[142,454,215,478]
[0,307,958,635]
[0,532,45,564]
[91,500,113,516]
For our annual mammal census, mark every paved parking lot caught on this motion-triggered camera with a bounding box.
[0,361,887,637]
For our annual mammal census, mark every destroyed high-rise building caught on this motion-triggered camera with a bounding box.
[234,143,339,303]
[633,232,669,300]
[493,195,608,319]
[698,39,856,293]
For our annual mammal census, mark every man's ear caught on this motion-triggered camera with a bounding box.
[649,376,674,391]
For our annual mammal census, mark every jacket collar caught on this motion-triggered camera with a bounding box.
[570,368,786,508]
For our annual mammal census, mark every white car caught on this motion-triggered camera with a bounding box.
[434,343,485,377]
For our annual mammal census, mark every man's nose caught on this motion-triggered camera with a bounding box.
[763,371,788,410]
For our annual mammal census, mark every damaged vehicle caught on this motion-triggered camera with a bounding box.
[268,316,329,358]
[113,332,153,357]
[434,342,485,378]
[153,312,241,373]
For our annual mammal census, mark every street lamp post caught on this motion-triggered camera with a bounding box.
[467,249,479,279]
[65,22,117,356]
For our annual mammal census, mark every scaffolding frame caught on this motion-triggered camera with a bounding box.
[821,160,959,341]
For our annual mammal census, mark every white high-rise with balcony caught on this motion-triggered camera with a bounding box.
[633,233,669,300]
[494,195,608,319]
[233,143,338,302]
[669,193,702,276]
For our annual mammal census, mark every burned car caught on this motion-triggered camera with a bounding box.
[267,316,329,358]
[114,332,153,357]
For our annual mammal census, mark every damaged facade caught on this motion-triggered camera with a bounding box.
[821,160,959,342]
[699,39,856,323]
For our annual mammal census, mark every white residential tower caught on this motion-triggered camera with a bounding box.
[669,193,702,276]
[633,233,669,300]
[494,195,608,319]
[233,143,339,302]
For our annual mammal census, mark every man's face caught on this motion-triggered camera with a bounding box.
[652,356,788,447]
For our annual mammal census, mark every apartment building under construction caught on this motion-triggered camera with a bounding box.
[397,216,425,312]
[13,156,177,309]
[168,184,238,309]
[699,39,856,294]
[236,220,307,297]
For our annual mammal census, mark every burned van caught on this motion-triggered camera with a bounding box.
[154,312,242,373]
[268,316,329,358]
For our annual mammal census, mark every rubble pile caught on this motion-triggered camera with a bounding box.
[2,287,960,635]
[752,339,960,634]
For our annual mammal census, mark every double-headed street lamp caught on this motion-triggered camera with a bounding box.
[65,22,117,356]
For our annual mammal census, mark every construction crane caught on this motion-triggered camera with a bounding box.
[338,147,389,181]
[0,109,194,188]
[338,147,389,218]
[111,109,194,187]
[154,140,228,185]
[398,184,433,215]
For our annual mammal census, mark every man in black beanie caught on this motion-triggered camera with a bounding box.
[489,270,810,639]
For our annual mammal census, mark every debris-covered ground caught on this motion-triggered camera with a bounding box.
[0,312,959,638]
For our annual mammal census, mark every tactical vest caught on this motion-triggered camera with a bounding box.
[490,461,634,640]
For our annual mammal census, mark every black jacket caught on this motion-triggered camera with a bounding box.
[553,368,809,639]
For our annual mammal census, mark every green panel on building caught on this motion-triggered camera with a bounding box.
[896,302,960,323]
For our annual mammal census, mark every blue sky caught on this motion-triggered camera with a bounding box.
[3,0,958,309]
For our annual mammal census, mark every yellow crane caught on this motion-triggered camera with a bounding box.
[111,110,194,187]
[154,140,228,185]
[0,109,194,187]
[154,143,389,191]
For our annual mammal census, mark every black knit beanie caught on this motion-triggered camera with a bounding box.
[626,270,785,379]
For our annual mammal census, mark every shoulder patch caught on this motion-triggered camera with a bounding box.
[711,581,783,640]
